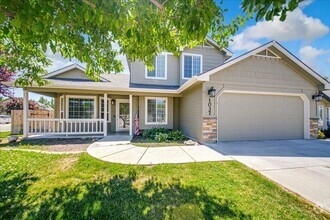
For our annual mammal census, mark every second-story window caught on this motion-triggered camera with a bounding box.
[183,53,202,79]
[146,54,167,79]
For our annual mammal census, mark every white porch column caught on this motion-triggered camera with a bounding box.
[23,89,29,138]
[103,93,108,136]
[129,94,133,136]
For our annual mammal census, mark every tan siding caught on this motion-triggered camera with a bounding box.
[210,57,316,89]
[179,85,203,140]
[130,54,180,86]
[204,56,319,118]
[53,69,89,80]
[181,46,225,85]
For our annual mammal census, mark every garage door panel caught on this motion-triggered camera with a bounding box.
[218,93,304,141]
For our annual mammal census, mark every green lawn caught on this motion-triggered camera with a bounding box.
[0,151,328,219]
[0,131,11,139]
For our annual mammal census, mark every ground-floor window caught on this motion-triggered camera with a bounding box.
[146,97,167,124]
[68,96,95,119]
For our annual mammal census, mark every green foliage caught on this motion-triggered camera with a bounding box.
[317,130,326,139]
[142,127,168,139]
[168,130,185,141]
[241,0,304,21]
[0,0,252,86]
[38,96,54,108]
[0,0,302,85]
[321,129,330,138]
[141,128,184,142]
[154,132,169,142]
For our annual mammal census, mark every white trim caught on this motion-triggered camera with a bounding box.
[182,53,203,80]
[66,95,97,119]
[318,104,324,126]
[44,64,86,79]
[116,99,130,131]
[59,95,64,119]
[99,97,111,122]
[129,95,133,136]
[205,36,233,57]
[103,94,108,136]
[23,89,29,138]
[145,97,168,125]
[145,53,168,80]
[215,90,310,140]
[199,41,330,89]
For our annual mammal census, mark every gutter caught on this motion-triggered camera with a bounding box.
[4,75,209,95]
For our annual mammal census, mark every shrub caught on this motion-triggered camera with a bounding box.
[317,130,326,139]
[321,129,330,138]
[168,130,185,141]
[142,127,168,139]
[154,133,169,142]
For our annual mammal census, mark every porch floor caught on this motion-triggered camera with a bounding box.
[87,136,231,165]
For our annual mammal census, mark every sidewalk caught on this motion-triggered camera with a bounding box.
[87,135,231,165]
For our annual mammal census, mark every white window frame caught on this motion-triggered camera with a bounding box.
[327,107,330,127]
[59,95,64,119]
[145,97,168,125]
[66,95,97,119]
[145,52,168,80]
[182,53,203,80]
[318,104,324,126]
[99,97,111,122]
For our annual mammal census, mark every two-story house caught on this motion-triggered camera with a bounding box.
[13,38,330,142]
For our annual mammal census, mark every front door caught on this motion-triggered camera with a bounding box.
[116,99,130,131]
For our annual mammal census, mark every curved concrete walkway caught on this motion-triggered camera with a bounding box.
[87,135,231,165]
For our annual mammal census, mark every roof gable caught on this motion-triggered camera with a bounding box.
[44,64,86,79]
[198,41,330,89]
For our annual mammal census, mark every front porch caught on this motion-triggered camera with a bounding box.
[23,90,134,138]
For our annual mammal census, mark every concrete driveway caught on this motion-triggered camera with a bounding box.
[209,139,330,212]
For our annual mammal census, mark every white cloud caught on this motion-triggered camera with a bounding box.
[298,45,329,69]
[230,8,329,51]
[298,0,314,8]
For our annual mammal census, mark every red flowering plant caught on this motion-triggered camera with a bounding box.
[4,97,39,115]
[0,67,15,98]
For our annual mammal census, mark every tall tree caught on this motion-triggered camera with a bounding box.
[3,97,38,115]
[0,0,304,86]
[0,67,15,97]
[38,96,54,108]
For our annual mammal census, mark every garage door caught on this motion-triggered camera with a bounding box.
[218,93,304,141]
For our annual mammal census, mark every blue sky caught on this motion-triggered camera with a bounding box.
[221,0,330,77]
[13,0,330,100]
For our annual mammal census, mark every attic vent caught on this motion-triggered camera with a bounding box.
[255,49,280,59]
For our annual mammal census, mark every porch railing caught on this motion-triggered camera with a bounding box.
[27,118,104,135]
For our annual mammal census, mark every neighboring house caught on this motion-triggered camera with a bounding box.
[8,38,330,142]
[36,101,54,111]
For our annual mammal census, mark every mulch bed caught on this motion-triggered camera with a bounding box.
[1,138,100,152]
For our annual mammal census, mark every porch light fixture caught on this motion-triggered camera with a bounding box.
[312,93,323,102]
[208,86,216,97]
[207,87,216,115]
[111,100,115,105]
